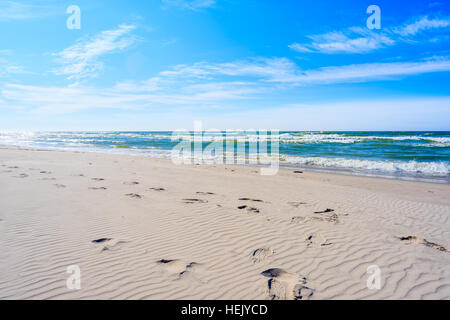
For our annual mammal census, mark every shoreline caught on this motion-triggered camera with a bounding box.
[1,144,448,184]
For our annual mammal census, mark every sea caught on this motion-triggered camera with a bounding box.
[1,131,449,182]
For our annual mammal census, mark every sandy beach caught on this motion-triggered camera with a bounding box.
[0,145,449,300]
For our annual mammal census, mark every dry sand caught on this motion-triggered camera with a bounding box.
[0,145,449,300]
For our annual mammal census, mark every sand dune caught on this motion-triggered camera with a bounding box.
[0,145,449,300]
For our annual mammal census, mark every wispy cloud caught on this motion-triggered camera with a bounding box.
[289,28,394,54]
[393,16,450,36]
[2,84,149,114]
[1,80,257,114]
[3,56,450,114]
[0,65,26,76]
[284,57,450,84]
[289,16,450,54]
[53,24,137,81]
[0,1,61,21]
[160,57,296,81]
[161,0,216,11]
[0,53,27,77]
[159,56,450,85]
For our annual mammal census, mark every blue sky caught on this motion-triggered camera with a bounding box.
[0,0,449,130]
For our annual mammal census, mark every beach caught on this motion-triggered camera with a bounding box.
[0,145,449,300]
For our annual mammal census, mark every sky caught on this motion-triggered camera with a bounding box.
[0,0,449,131]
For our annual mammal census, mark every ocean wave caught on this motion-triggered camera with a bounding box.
[282,156,450,176]
[169,132,450,145]
[282,133,450,144]
[2,131,450,145]
[1,131,449,179]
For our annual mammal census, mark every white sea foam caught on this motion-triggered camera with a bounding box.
[169,132,450,145]
[2,131,449,145]
[282,156,450,176]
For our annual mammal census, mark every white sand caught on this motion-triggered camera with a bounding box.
[0,145,449,300]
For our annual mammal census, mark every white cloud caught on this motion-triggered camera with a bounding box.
[161,0,216,11]
[160,57,298,82]
[159,56,450,85]
[290,29,394,54]
[0,1,60,21]
[1,83,154,114]
[0,79,257,115]
[282,57,450,84]
[2,65,25,74]
[394,16,450,36]
[53,24,137,81]
[0,56,26,77]
[3,56,450,115]
[289,16,450,54]
[288,43,314,53]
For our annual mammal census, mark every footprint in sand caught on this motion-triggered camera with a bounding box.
[183,198,208,204]
[156,259,204,280]
[91,238,127,252]
[291,216,318,224]
[239,198,264,202]
[91,178,105,181]
[319,212,341,223]
[398,236,449,252]
[14,173,29,178]
[238,205,260,213]
[179,262,203,279]
[150,187,165,191]
[40,171,52,174]
[291,212,341,224]
[314,208,334,214]
[126,193,142,199]
[92,238,112,243]
[89,187,107,190]
[54,184,66,188]
[8,166,19,169]
[40,177,56,181]
[261,268,314,300]
[196,192,215,195]
[288,201,307,208]
[305,233,332,248]
[251,247,275,264]
[123,181,139,185]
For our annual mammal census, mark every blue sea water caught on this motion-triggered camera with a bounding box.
[1,131,449,181]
